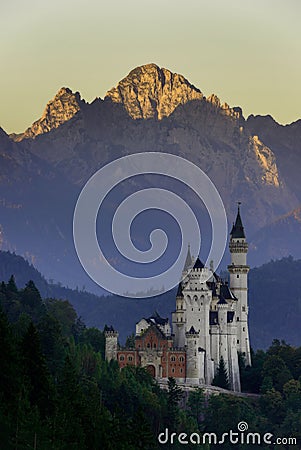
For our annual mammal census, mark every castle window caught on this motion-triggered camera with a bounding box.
[242,306,246,312]
[192,308,193,311]
[128,356,133,361]
[237,275,239,278]
[170,356,176,362]
[172,368,175,373]
[237,340,240,344]
[179,356,184,362]
[119,355,125,361]
[180,368,183,373]
[147,343,151,348]
[237,317,239,321]
[154,343,157,348]
[243,327,245,332]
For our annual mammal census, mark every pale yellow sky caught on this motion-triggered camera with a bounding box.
[1,0,300,133]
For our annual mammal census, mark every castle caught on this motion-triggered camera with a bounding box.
[105,206,251,392]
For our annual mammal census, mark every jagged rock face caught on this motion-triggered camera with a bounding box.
[6,65,296,229]
[11,88,84,142]
[246,115,301,201]
[105,63,203,119]
[1,63,301,289]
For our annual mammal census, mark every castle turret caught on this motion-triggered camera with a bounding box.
[185,327,205,384]
[228,204,251,366]
[172,283,186,348]
[105,327,119,361]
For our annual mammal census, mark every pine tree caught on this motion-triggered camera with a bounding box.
[166,377,183,428]
[21,322,53,417]
[212,356,230,390]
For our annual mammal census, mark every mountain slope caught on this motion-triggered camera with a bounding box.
[0,63,300,286]
[250,205,301,264]
[105,63,204,119]
[246,114,301,201]
[1,250,300,348]
[8,65,297,227]
[11,88,85,142]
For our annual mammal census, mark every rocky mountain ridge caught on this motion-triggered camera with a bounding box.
[11,88,85,142]
[105,63,204,119]
[246,114,301,201]
[1,63,300,291]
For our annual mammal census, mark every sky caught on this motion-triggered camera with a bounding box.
[1,0,300,133]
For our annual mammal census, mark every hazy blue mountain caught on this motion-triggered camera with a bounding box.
[0,64,300,290]
[1,250,300,349]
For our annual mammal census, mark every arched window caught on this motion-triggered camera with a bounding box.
[128,355,133,362]
[119,355,125,361]
[170,355,176,362]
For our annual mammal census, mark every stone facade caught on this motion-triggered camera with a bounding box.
[105,207,251,392]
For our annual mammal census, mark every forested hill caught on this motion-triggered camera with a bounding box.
[248,256,301,349]
[0,250,300,348]
[0,250,175,342]
[0,264,301,448]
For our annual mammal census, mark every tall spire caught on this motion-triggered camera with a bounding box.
[230,202,245,238]
[183,244,193,272]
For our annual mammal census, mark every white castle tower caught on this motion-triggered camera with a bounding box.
[228,204,252,367]
[105,327,119,361]
[172,259,216,386]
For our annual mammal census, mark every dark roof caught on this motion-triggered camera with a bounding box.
[188,326,197,334]
[207,281,217,296]
[138,321,168,339]
[193,257,204,270]
[220,283,237,301]
[147,311,168,326]
[230,205,246,238]
[176,283,183,297]
[184,244,193,271]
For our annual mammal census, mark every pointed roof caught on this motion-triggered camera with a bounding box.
[188,326,197,334]
[183,244,193,271]
[230,203,246,238]
[220,283,237,301]
[176,283,183,298]
[193,257,204,270]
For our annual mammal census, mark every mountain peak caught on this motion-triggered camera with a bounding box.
[11,87,84,142]
[105,63,203,119]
